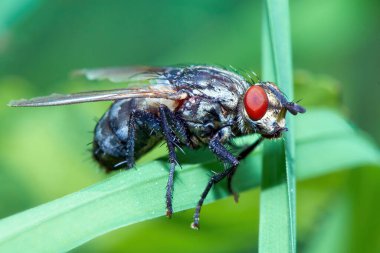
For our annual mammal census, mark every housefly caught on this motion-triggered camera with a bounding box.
[9,65,305,229]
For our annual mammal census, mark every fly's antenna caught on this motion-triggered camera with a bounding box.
[265,84,306,115]
[286,98,306,115]
[285,101,306,115]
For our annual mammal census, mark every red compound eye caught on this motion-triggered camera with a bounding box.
[244,85,269,121]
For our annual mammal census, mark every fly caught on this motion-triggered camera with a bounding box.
[9,65,306,229]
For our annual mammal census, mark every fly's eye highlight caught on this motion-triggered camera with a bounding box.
[244,85,269,121]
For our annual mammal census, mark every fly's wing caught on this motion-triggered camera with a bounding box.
[73,66,171,85]
[8,87,187,107]
[9,66,187,107]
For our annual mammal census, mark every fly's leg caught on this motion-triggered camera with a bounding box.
[191,166,236,230]
[114,110,161,169]
[115,105,184,217]
[227,166,239,202]
[159,105,181,218]
[227,136,265,203]
[191,129,238,229]
[191,132,264,229]
[169,112,191,147]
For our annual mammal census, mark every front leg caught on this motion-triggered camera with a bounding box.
[191,128,238,229]
[226,136,264,202]
[191,131,264,229]
[208,128,239,167]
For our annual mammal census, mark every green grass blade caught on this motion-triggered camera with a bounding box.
[0,152,263,253]
[260,140,291,252]
[260,0,296,252]
[0,109,377,252]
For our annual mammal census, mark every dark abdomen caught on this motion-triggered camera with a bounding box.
[93,99,162,172]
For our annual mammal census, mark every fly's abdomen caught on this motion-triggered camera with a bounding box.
[93,111,126,172]
[93,99,163,172]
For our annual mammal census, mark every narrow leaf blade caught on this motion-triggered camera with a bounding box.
[0,110,378,252]
[260,0,296,252]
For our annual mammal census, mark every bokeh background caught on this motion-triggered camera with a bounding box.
[0,0,379,252]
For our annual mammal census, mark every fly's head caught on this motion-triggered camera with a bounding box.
[240,82,306,139]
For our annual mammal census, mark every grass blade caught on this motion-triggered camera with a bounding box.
[260,0,296,252]
[0,110,378,252]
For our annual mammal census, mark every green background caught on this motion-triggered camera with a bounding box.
[0,0,379,252]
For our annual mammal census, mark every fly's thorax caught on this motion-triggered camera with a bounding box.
[169,66,250,111]
[239,82,288,138]
[176,96,237,147]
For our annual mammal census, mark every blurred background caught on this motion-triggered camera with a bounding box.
[0,0,379,252]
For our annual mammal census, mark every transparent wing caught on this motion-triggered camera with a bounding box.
[73,66,169,84]
[8,87,187,107]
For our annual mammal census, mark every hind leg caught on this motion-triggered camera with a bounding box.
[114,110,161,169]
[104,103,187,217]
